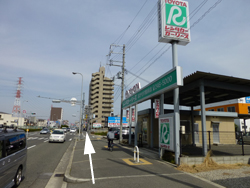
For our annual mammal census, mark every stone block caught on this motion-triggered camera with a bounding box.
[223,156,231,161]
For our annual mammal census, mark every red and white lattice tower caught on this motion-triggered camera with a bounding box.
[12,77,22,117]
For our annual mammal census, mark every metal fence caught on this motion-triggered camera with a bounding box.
[180,131,250,156]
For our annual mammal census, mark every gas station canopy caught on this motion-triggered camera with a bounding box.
[157,71,250,107]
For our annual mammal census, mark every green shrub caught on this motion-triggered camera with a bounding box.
[94,132,107,136]
[19,128,42,132]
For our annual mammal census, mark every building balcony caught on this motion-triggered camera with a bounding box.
[92,72,100,77]
[91,98,99,105]
[91,94,99,100]
[91,90,99,95]
[103,91,114,95]
[102,104,113,108]
[91,85,100,90]
[91,80,100,85]
[103,85,114,90]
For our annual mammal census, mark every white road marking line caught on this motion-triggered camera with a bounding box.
[27,145,36,149]
[44,140,49,142]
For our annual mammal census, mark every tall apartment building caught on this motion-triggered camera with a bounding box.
[89,66,114,127]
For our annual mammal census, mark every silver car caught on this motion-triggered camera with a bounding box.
[40,128,50,134]
[49,129,66,143]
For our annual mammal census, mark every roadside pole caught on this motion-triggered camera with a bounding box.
[172,41,180,165]
[119,44,125,144]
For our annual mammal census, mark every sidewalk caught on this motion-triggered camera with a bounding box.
[64,135,170,183]
[63,134,223,188]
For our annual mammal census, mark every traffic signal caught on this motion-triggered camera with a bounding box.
[31,113,36,115]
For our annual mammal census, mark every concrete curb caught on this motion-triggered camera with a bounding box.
[64,139,91,183]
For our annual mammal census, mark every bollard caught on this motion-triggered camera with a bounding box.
[134,146,139,163]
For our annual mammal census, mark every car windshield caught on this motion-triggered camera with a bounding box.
[52,130,64,134]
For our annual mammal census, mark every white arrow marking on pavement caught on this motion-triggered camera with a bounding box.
[84,132,96,184]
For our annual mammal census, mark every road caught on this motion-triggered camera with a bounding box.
[18,131,75,188]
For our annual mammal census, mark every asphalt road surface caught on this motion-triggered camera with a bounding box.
[18,131,75,188]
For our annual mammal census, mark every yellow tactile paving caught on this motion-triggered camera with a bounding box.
[122,158,152,165]
[104,146,119,149]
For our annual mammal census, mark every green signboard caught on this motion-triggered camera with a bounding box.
[122,66,183,109]
[159,115,174,151]
[165,3,188,28]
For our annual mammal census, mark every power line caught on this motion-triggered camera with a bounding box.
[113,0,149,44]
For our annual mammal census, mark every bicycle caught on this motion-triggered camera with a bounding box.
[109,142,114,152]
[108,139,114,151]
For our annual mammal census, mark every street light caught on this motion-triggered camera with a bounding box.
[72,72,83,138]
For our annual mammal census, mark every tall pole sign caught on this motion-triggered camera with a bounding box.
[158,0,190,165]
[158,0,191,45]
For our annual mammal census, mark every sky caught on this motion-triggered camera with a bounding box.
[0,0,250,125]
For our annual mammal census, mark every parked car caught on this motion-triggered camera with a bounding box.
[114,128,134,139]
[70,128,76,133]
[49,129,66,143]
[242,132,250,144]
[40,128,50,134]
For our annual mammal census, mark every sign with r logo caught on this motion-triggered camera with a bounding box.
[159,116,174,151]
[166,3,187,28]
[158,0,191,45]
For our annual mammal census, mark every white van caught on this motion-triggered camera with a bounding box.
[0,127,27,188]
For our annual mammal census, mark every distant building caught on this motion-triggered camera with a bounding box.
[89,66,114,127]
[195,97,250,132]
[0,112,25,127]
[37,119,48,127]
[50,107,63,121]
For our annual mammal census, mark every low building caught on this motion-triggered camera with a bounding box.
[37,119,48,127]
[194,97,250,132]
[0,112,26,127]
[136,109,237,148]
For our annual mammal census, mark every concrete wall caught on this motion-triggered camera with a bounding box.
[194,116,235,145]
[180,156,250,165]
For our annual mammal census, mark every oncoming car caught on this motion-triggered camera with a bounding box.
[70,128,76,133]
[49,129,66,143]
[40,128,50,134]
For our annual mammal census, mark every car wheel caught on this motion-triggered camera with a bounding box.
[14,167,22,187]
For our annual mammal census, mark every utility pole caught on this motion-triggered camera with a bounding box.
[107,44,125,143]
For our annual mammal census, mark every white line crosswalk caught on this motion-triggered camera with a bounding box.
[27,137,49,141]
